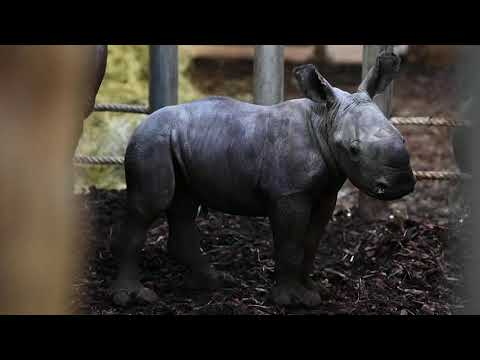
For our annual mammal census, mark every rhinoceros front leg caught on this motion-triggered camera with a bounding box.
[269,193,322,307]
[302,193,337,290]
[110,140,175,307]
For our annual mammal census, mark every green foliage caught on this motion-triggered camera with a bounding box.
[74,46,205,192]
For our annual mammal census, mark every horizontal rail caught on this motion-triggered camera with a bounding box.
[92,106,469,128]
[74,155,124,165]
[87,105,471,181]
[391,117,468,127]
[93,103,150,114]
[414,170,471,181]
[73,155,470,181]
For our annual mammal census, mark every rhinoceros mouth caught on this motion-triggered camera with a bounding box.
[357,170,415,200]
[363,181,415,201]
[365,189,412,201]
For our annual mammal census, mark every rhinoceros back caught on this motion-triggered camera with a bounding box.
[130,97,271,215]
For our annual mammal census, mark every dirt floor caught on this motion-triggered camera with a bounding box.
[72,58,471,315]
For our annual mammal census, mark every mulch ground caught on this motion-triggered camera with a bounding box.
[72,188,470,315]
[72,57,471,315]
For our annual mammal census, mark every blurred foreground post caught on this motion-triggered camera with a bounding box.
[149,45,178,111]
[254,45,285,105]
[0,46,87,314]
[458,45,480,314]
[357,45,394,221]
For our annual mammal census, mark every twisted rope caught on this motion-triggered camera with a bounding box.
[74,155,124,165]
[391,117,469,127]
[83,106,471,180]
[73,155,471,181]
[93,103,150,114]
[414,170,471,181]
[92,104,467,128]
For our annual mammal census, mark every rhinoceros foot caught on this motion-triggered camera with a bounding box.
[270,281,322,308]
[184,268,236,290]
[110,281,159,307]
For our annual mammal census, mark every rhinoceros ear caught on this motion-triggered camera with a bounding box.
[358,51,401,98]
[294,64,336,106]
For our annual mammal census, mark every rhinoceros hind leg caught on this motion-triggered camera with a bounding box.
[110,211,160,307]
[111,279,159,307]
[166,186,234,290]
[110,139,176,307]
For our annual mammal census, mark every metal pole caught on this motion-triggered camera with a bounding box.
[149,45,178,112]
[358,45,395,221]
[254,45,285,105]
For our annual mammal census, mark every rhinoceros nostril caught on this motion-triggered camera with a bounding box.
[375,181,388,195]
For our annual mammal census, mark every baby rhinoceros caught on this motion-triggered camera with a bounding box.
[110,51,416,308]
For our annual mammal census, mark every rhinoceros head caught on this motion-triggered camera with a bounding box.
[294,51,415,201]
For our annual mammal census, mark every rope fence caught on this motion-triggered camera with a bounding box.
[74,155,124,165]
[72,155,471,181]
[79,107,471,180]
[391,116,469,127]
[87,97,470,183]
[414,170,471,181]
[94,103,150,114]
[92,105,470,128]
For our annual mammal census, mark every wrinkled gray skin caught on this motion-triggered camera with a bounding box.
[71,45,108,156]
[111,51,416,307]
[83,45,108,119]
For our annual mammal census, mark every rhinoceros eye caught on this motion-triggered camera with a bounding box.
[349,140,361,159]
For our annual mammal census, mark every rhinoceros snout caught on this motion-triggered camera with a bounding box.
[372,171,416,200]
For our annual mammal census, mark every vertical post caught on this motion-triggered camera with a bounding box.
[0,46,85,314]
[457,45,480,314]
[149,45,178,112]
[254,45,285,105]
[357,45,395,221]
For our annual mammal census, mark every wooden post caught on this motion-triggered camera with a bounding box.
[254,45,285,105]
[357,45,395,221]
